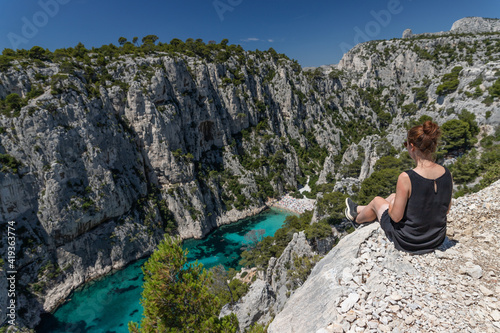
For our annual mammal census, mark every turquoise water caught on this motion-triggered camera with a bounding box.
[36,208,292,333]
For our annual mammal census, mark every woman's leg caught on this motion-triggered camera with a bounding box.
[355,196,390,224]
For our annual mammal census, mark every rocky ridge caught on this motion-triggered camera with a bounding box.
[220,231,321,332]
[400,17,500,39]
[268,180,500,333]
[451,17,500,34]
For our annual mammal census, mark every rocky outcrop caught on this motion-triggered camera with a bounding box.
[402,29,413,39]
[220,231,322,331]
[451,17,500,34]
[219,279,275,332]
[266,231,316,313]
[268,223,382,332]
[269,180,500,332]
[402,17,500,39]
[0,50,318,327]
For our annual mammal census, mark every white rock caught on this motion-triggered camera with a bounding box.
[341,293,360,313]
[490,310,500,321]
[342,267,354,284]
[404,315,415,325]
[479,285,494,296]
[459,262,483,279]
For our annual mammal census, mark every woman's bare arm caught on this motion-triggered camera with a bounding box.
[388,172,411,222]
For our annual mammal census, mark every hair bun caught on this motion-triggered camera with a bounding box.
[408,120,441,155]
[422,120,439,137]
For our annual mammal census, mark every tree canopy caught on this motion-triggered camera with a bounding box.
[128,236,238,332]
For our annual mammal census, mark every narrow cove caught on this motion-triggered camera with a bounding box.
[36,208,294,333]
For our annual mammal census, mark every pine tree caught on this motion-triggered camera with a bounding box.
[128,236,238,332]
[118,37,128,45]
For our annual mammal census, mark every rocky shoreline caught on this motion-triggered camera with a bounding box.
[37,201,290,328]
[268,194,316,215]
[0,202,274,329]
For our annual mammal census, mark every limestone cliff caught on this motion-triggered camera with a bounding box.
[451,17,500,34]
[220,231,321,332]
[0,16,499,329]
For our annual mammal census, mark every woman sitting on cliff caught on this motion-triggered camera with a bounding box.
[345,121,453,254]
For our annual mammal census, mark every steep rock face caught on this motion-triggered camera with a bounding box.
[10,216,164,325]
[1,49,337,327]
[220,231,319,331]
[268,223,383,332]
[402,28,413,39]
[265,231,315,313]
[451,17,500,33]
[219,279,275,332]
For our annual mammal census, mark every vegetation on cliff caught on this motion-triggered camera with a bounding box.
[128,236,239,333]
[1,27,500,331]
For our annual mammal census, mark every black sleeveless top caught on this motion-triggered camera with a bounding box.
[388,167,453,254]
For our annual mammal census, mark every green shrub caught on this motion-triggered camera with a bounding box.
[458,109,479,137]
[316,191,347,223]
[26,86,44,100]
[402,103,418,116]
[0,55,13,71]
[480,144,500,167]
[488,77,500,98]
[129,236,238,332]
[0,93,25,117]
[440,119,475,154]
[412,87,428,103]
[436,66,462,96]
[468,76,483,88]
[290,191,304,199]
[228,279,249,302]
[246,323,267,333]
[357,168,400,205]
[473,86,483,98]
[28,46,49,60]
[304,222,332,240]
[341,156,363,178]
[0,153,22,173]
[478,161,500,189]
[374,156,403,171]
[449,150,479,184]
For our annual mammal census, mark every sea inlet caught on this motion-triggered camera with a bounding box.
[36,208,293,333]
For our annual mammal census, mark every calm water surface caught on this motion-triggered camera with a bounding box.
[36,208,293,333]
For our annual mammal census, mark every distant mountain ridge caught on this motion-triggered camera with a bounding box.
[451,16,500,33]
[401,16,500,40]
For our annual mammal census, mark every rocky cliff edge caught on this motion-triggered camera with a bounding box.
[451,17,500,34]
[269,180,500,333]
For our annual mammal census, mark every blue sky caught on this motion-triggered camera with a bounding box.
[0,0,499,67]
